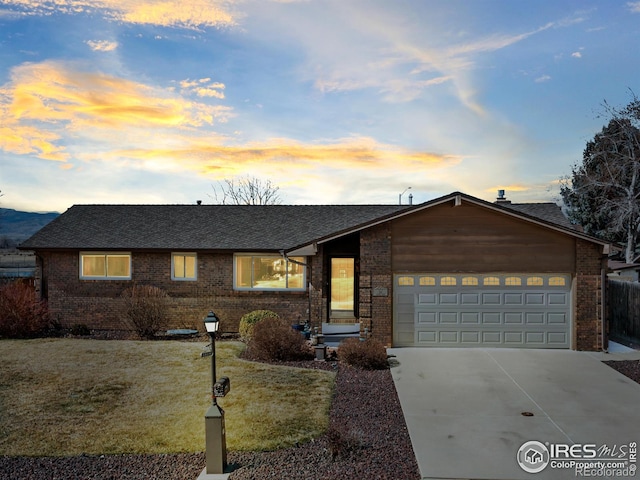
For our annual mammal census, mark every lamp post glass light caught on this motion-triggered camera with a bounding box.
[204,311,219,405]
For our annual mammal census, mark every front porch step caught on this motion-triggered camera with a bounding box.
[321,322,361,347]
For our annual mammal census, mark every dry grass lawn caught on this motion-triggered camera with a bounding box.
[0,339,334,456]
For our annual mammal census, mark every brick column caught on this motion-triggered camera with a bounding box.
[575,239,604,351]
[360,223,393,346]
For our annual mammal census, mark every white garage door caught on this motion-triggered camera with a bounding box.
[394,274,571,348]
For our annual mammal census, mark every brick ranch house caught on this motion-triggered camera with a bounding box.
[19,192,613,350]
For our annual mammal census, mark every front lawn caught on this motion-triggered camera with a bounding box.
[0,339,335,456]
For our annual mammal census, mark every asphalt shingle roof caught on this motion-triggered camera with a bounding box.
[19,204,410,251]
[19,193,584,251]
[500,202,575,229]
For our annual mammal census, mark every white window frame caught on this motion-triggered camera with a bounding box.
[80,252,131,280]
[233,254,306,291]
[172,252,197,281]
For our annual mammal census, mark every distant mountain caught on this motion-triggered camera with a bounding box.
[0,208,59,245]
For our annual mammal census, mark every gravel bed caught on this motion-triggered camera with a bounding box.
[603,359,640,383]
[0,358,420,480]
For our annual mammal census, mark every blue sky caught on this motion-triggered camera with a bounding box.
[1,0,639,212]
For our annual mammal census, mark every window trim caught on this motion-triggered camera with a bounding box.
[171,252,197,281]
[80,252,131,280]
[233,253,307,291]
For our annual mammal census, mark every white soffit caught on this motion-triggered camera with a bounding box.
[287,243,318,256]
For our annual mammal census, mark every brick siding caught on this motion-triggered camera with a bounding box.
[574,239,605,351]
[40,251,311,333]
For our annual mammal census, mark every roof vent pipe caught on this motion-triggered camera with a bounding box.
[197,200,202,205]
[495,190,511,205]
[409,193,413,205]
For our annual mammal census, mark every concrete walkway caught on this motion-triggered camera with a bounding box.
[389,347,640,480]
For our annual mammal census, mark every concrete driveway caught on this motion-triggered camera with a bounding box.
[389,347,640,480]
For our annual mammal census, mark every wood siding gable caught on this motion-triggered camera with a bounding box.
[391,201,576,273]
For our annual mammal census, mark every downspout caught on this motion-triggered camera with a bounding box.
[280,250,312,327]
[601,266,608,352]
[601,242,612,352]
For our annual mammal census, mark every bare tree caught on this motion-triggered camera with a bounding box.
[210,177,282,205]
[560,92,640,262]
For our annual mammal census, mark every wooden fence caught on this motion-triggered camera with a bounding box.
[608,279,640,346]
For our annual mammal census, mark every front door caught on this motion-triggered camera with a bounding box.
[330,258,355,319]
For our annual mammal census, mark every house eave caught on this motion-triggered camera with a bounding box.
[286,243,318,256]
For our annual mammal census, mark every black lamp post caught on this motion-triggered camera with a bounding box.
[202,310,227,476]
[204,311,219,405]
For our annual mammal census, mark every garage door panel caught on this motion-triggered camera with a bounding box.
[525,332,545,344]
[461,312,480,324]
[439,331,459,343]
[482,312,501,324]
[525,293,545,305]
[482,293,501,304]
[418,312,437,324]
[548,313,568,325]
[394,274,571,348]
[440,312,458,323]
[482,331,502,344]
[460,331,480,344]
[418,293,437,305]
[417,331,437,343]
[396,311,414,325]
[504,312,523,324]
[504,332,524,344]
[548,332,568,344]
[439,293,458,304]
[525,312,545,324]
[504,293,524,305]
[397,293,415,305]
[396,331,415,344]
[461,293,480,304]
[548,293,568,305]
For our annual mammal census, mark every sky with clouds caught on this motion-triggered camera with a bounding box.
[1,0,639,212]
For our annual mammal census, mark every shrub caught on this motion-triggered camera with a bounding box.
[70,324,91,336]
[0,281,49,338]
[239,309,279,342]
[338,337,388,370]
[121,285,169,338]
[248,316,313,361]
[326,423,367,461]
